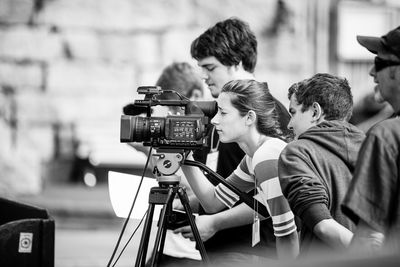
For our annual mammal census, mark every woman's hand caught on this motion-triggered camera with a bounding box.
[173,214,218,242]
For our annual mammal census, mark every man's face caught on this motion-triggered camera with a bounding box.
[288,94,316,139]
[197,56,237,98]
[369,51,400,104]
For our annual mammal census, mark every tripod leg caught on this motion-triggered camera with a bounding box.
[153,203,170,263]
[149,188,174,267]
[177,187,209,264]
[135,203,156,267]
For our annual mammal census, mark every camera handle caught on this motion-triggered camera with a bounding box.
[183,159,270,219]
[134,151,209,267]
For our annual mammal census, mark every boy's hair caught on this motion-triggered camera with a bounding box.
[288,73,353,121]
[190,17,257,73]
[156,62,204,100]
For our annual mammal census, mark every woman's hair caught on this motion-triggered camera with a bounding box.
[221,79,284,139]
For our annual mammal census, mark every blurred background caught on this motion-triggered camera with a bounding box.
[1,0,399,266]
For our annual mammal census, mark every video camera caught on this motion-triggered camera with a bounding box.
[120,86,217,150]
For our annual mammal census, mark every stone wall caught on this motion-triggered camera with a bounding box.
[0,0,328,194]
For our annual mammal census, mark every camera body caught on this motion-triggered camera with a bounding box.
[120,86,216,150]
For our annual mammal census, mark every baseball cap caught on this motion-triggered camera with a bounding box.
[357,26,400,59]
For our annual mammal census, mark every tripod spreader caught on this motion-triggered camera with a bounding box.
[183,159,270,219]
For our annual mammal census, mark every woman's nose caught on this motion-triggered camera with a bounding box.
[211,114,218,125]
[287,119,293,130]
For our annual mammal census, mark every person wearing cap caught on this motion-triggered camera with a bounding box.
[341,26,400,253]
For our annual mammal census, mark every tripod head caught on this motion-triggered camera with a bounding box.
[151,149,187,185]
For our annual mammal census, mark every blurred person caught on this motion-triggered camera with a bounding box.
[342,26,400,253]
[184,17,294,260]
[153,62,210,165]
[155,61,205,103]
[178,80,298,264]
[154,61,207,209]
[131,61,206,205]
[278,73,365,257]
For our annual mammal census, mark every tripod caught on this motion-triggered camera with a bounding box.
[134,152,209,267]
[134,149,270,267]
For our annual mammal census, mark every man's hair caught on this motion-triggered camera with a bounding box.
[288,73,353,121]
[156,62,203,100]
[190,17,257,73]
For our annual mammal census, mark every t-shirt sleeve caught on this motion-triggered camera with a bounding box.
[342,126,398,233]
[278,143,332,230]
[215,157,253,208]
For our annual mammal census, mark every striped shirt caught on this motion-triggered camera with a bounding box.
[215,138,296,237]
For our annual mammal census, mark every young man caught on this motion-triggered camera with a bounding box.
[174,18,294,260]
[342,26,400,253]
[190,17,292,178]
[278,73,365,257]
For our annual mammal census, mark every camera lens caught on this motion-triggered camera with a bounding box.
[133,117,165,142]
[120,115,166,143]
[131,117,148,141]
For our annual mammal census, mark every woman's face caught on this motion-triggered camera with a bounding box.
[211,92,247,143]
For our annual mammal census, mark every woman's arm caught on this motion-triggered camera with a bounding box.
[180,153,226,213]
[175,203,255,241]
[276,232,299,259]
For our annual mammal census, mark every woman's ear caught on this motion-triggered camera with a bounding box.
[245,110,257,126]
[311,102,324,122]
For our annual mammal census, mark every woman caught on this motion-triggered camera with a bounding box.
[177,80,299,261]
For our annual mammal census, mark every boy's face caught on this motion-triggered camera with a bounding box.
[288,94,316,139]
[197,56,237,98]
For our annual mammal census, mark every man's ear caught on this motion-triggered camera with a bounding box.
[311,102,323,122]
[389,66,400,80]
[234,61,243,71]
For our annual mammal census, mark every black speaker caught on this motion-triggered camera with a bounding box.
[0,197,55,267]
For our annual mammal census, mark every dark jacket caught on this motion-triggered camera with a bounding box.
[278,120,365,256]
